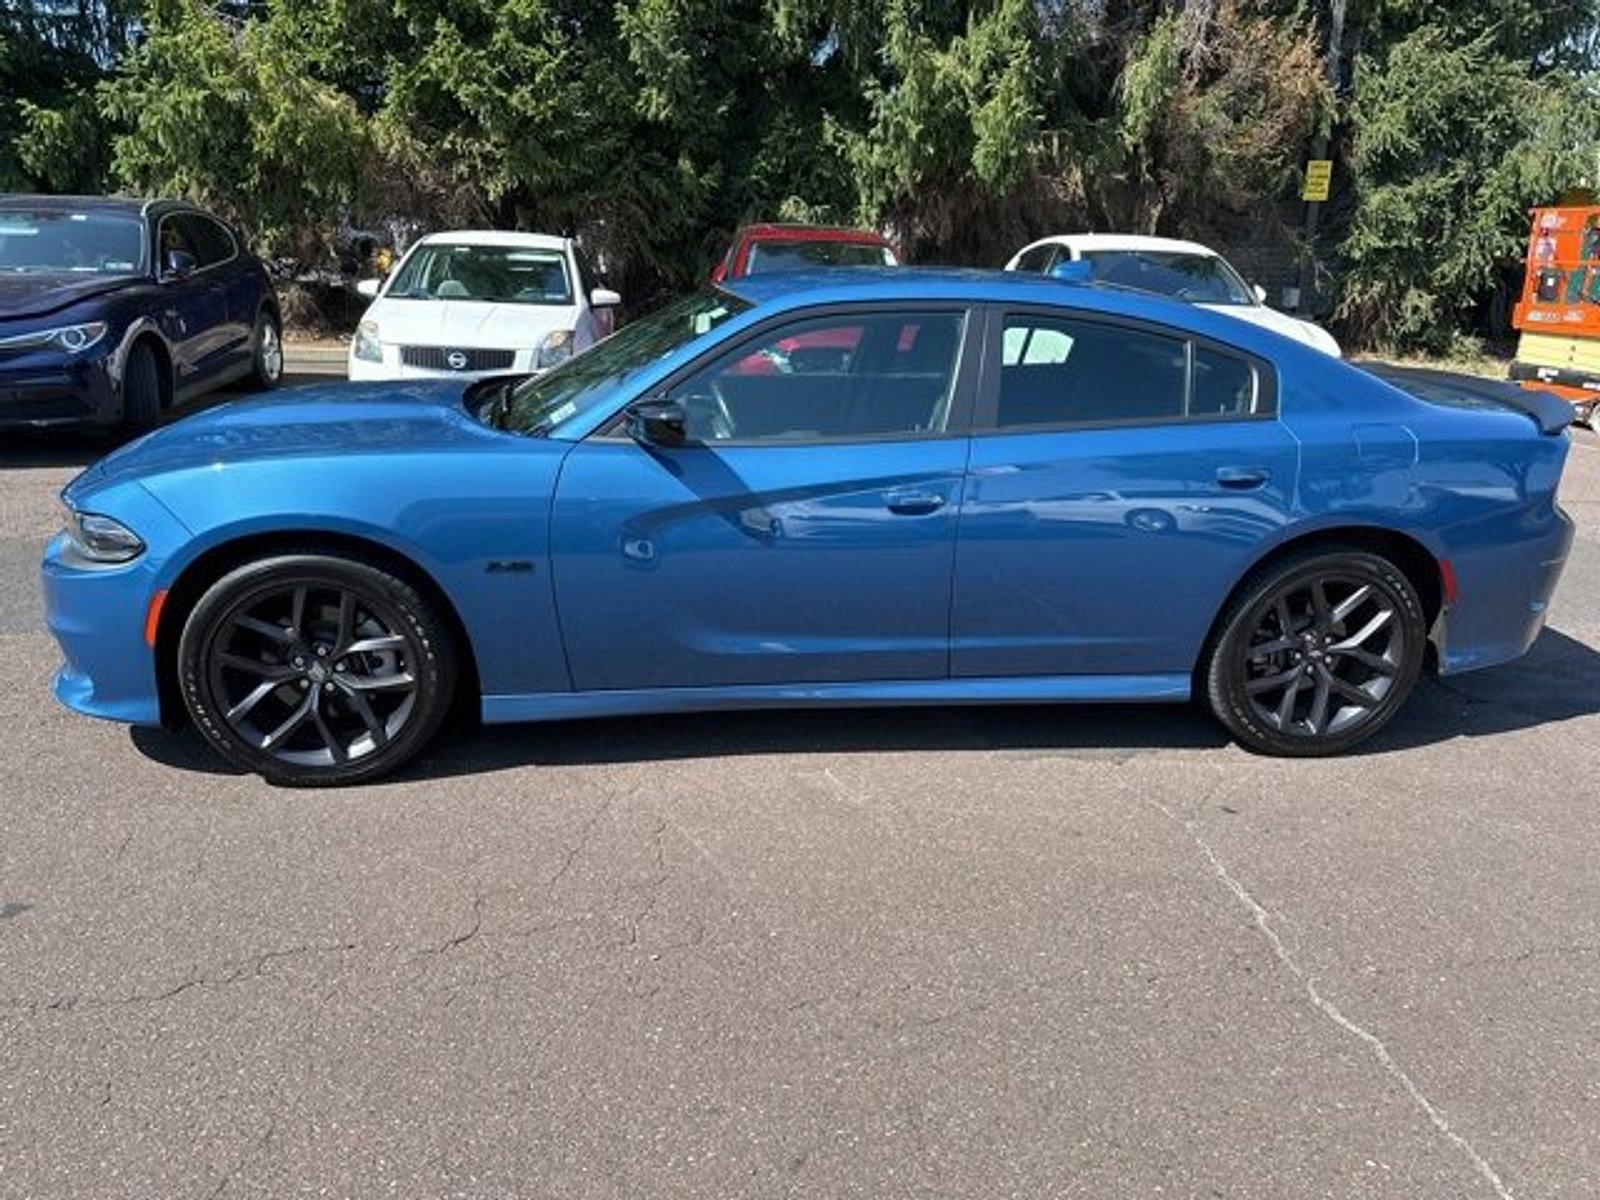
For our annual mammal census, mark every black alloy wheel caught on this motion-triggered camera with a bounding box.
[1205,548,1426,756]
[178,555,455,785]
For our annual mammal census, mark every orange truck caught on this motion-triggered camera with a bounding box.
[1511,205,1600,426]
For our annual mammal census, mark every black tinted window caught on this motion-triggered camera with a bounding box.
[671,311,964,441]
[1192,346,1259,415]
[175,214,235,267]
[998,317,1185,428]
[1014,244,1058,274]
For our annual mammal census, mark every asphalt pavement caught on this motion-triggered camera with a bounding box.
[1,367,1597,1198]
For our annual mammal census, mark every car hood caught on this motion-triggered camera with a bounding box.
[0,271,143,321]
[1199,301,1341,356]
[68,380,508,502]
[363,297,578,348]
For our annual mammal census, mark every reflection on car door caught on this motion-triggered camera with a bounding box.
[951,309,1300,677]
[551,307,978,689]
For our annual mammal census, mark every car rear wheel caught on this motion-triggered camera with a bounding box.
[1204,548,1426,756]
[120,340,163,430]
[249,310,284,388]
[177,554,455,785]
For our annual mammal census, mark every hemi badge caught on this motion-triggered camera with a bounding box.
[485,560,534,574]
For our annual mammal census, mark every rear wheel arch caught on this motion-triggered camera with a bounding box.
[153,530,481,728]
[1196,525,1446,682]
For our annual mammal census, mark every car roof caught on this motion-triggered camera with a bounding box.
[417,230,569,250]
[717,267,1311,360]
[1026,233,1220,257]
[737,223,892,245]
[0,194,200,220]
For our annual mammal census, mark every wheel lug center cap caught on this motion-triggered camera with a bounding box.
[307,662,328,684]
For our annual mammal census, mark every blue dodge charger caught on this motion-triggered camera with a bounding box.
[42,269,1575,784]
[1,195,282,429]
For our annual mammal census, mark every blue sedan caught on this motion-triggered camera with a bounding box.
[42,269,1576,784]
[1,195,282,429]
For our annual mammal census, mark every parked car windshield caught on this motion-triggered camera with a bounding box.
[746,239,897,273]
[0,209,146,274]
[499,289,752,434]
[386,243,573,305]
[1080,249,1255,306]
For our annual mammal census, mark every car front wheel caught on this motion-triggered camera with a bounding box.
[1204,548,1426,756]
[177,554,455,785]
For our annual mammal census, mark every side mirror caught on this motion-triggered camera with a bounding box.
[590,286,622,309]
[626,398,687,447]
[356,277,382,298]
[162,248,197,280]
[1252,284,1268,304]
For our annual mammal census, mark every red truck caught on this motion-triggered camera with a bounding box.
[710,223,901,282]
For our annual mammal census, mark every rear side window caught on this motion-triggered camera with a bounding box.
[994,315,1268,429]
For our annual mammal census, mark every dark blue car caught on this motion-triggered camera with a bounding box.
[0,195,282,429]
[42,269,1575,785]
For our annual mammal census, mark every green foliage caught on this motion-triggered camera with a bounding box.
[8,0,1599,349]
[1338,28,1600,350]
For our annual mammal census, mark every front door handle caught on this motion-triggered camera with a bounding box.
[885,490,947,516]
[1215,466,1271,490]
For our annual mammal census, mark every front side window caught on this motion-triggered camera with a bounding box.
[501,290,750,434]
[995,315,1267,429]
[175,214,236,267]
[669,310,965,442]
[0,209,145,274]
[387,243,574,305]
[1013,244,1060,275]
[1080,250,1255,306]
[745,239,898,274]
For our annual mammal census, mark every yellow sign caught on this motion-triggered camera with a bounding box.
[1302,159,1333,202]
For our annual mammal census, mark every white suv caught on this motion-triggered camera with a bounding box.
[348,231,621,381]
[1005,233,1341,356]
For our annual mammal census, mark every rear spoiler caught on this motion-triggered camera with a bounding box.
[1363,364,1575,436]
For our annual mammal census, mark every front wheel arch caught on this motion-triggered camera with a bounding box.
[153,531,481,730]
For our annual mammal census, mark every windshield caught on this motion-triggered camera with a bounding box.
[0,209,146,275]
[1081,249,1255,306]
[387,243,573,305]
[499,289,752,434]
[746,239,897,274]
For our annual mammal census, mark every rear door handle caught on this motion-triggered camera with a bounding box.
[885,490,947,516]
[1215,467,1271,489]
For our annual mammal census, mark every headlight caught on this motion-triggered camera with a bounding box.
[353,320,382,362]
[536,329,575,369]
[63,508,145,563]
[0,321,109,355]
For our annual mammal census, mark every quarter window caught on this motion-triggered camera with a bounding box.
[995,315,1267,428]
[670,311,965,442]
[1012,244,1060,275]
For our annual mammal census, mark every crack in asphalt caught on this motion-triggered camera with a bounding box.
[1,941,359,1018]
[1146,795,1517,1200]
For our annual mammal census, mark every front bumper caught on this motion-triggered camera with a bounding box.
[41,484,191,726]
[0,346,120,427]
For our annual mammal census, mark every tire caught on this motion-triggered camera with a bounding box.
[248,309,284,389]
[1204,547,1426,757]
[120,340,163,430]
[177,553,456,786]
